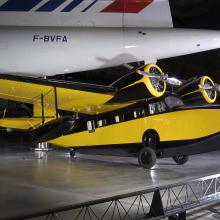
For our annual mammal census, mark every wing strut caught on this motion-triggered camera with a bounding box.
[54,87,58,119]
[41,94,45,125]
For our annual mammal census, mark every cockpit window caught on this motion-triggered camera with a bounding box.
[164,96,184,109]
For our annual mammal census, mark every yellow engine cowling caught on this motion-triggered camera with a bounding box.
[178,76,217,104]
[142,64,167,98]
[108,64,167,104]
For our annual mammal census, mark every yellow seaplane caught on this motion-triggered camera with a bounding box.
[0,64,220,168]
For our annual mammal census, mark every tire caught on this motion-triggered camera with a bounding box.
[70,148,76,157]
[138,147,156,169]
[168,215,178,220]
[172,155,189,165]
[168,212,186,220]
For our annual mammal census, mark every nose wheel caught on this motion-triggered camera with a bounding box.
[70,148,76,157]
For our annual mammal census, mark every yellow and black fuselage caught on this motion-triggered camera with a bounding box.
[49,101,220,157]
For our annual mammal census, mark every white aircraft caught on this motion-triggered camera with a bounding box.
[0,0,220,76]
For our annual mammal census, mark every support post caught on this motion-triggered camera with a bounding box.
[35,94,49,152]
[149,188,164,217]
[54,87,58,119]
[34,142,50,152]
[41,94,45,125]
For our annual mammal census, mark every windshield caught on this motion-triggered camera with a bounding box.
[164,96,184,109]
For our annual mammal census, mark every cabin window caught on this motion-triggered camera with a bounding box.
[149,102,166,114]
[115,114,125,123]
[134,109,142,118]
[97,120,103,127]
[97,119,107,127]
[149,104,156,115]
[87,120,95,133]
[115,116,120,123]
[141,109,146,117]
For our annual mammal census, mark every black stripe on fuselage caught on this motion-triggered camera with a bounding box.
[63,102,220,138]
[68,131,220,158]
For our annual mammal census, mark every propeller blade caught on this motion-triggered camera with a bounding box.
[199,83,220,92]
[137,70,183,86]
[136,70,168,80]
[198,84,214,90]
[134,62,186,88]
[32,117,76,144]
[214,83,220,92]
[136,70,160,78]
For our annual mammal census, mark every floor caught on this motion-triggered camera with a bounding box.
[0,146,220,220]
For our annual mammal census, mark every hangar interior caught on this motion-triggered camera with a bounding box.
[1,0,220,220]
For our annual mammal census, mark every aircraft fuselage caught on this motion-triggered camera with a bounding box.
[1,27,220,76]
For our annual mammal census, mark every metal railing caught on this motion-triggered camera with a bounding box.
[10,174,220,220]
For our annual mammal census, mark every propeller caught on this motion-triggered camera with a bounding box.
[198,83,220,92]
[32,116,76,144]
[136,70,182,86]
[197,77,219,103]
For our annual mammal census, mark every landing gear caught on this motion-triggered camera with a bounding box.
[70,148,76,158]
[172,155,189,165]
[138,147,156,169]
[139,131,158,169]
[168,211,186,220]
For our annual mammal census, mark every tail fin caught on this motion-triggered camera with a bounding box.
[0,0,173,27]
[123,0,173,28]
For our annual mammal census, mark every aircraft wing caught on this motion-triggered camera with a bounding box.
[0,74,118,115]
[0,64,166,135]
[0,74,129,132]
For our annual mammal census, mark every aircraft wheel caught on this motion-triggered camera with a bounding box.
[138,147,156,169]
[168,212,186,220]
[172,155,189,165]
[168,215,178,220]
[168,214,179,220]
[70,148,76,158]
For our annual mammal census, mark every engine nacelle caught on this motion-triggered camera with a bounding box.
[108,64,167,103]
[177,76,217,105]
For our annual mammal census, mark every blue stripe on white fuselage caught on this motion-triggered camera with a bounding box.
[37,0,65,11]
[0,0,43,11]
[0,0,93,12]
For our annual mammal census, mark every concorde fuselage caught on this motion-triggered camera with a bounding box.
[1,27,220,77]
[0,0,220,77]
